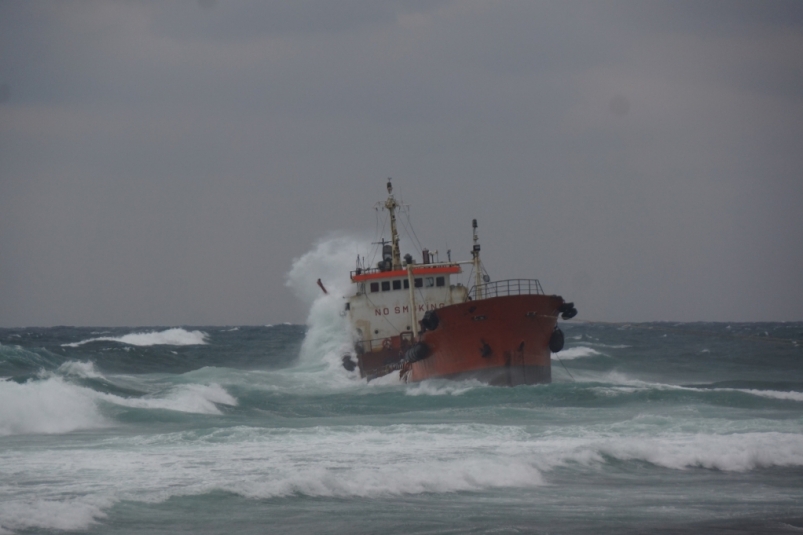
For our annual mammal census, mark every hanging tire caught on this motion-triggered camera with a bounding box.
[549,327,565,353]
[403,342,430,364]
[420,310,439,332]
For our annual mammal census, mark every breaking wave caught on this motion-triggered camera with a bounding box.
[4,422,803,532]
[62,328,209,348]
[0,365,236,436]
[100,383,236,414]
[585,432,803,472]
[0,376,107,436]
[0,497,112,533]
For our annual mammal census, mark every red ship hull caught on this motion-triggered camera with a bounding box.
[355,294,563,386]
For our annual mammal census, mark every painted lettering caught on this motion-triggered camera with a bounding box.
[402,306,409,313]
[418,304,425,312]
[375,309,382,316]
[394,306,401,314]
[383,307,390,315]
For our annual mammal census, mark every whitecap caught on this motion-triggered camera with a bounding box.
[0,375,237,437]
[62,328,208,348]
[56,360,104,379]
[589,432,803,472]
[0,377,108,435]
[98,383,237,414]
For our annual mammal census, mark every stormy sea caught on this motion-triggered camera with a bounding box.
[1,315,802,534]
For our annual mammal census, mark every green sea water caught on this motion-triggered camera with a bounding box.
[1,320,802,534]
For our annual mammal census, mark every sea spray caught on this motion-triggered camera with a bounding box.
[285,235,372,378]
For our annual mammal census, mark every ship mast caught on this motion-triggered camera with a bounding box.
[472,219,483,300]
[385,179,402,271]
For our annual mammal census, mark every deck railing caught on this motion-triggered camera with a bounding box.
[468,279,544,300]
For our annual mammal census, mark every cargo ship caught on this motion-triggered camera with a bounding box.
[338,180,577,385]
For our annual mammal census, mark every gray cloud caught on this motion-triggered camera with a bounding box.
[1,1,802,326]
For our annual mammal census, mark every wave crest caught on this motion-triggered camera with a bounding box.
[0,376,108,436]
[62,328,209,348]
[0,374,237,436]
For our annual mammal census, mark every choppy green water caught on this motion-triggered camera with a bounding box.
[1,321,802,534]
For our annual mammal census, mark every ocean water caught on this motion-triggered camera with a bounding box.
[1,318,802,534]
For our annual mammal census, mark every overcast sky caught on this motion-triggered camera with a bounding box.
[1,0,802,327]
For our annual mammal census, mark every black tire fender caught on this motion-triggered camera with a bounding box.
[549,327,565,353]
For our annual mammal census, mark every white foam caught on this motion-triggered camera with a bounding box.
[0,377,108,436]
[563,374,803,404]
[0,375,237,437]
[236,456,543,499]
[590,432,803,471]
[0,423,546,532]
[404,379,485,396]
[98,383,237,414]
[725,388,803,402]
[3,422,802,532]
[365,370,404,386]
[285,235,371,382]
[62,328,208,348]
[0,497,110,532]
[553,346,601,360]
[56,360,104,379]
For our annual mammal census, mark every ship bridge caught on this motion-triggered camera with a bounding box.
[347,263,466,347]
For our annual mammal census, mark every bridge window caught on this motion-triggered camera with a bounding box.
[392,280,402,290]
[370,282,379,293]
[381,281,391,291]
[425,277,435,288]
[414,278,423,288]
[404,279,409,289]
[436,276,445,287]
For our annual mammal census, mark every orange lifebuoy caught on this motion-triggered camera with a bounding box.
[382,338,392,350]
